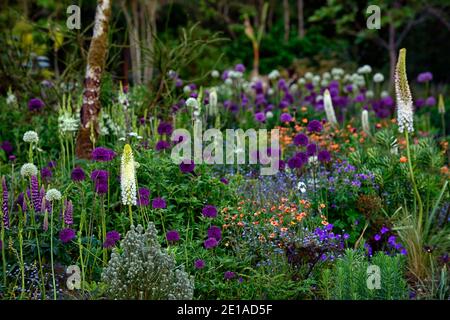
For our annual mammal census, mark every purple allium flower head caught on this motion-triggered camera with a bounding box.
[59,228,76,243]
[2,178,9,229]
[343,233,350,240]
[63,200,73,225]
[306,143,317,156]
[194,259,205,269]
[41,167,52,181]
[179,159,195,173]
[287,156,304,169]
[278,79,288,91]
[28,98,44,111]
[157,122,174,136]
[47,161,57,168]
[91,147,116,162]
[202,205,217,218]
[425,96,436,106]
[374,234,381,241]
[155,140,170,151]
[254,112,266,123]
[1,141,13,155]
[91,170,109,194]
[15,192,26,212]
[138,187,150,207]
[166,230,180,243]
[307,120,323,133]
[71,167,85,182]
[415,98,426,109]
[204,237,218,249]
[224,271,236,280]
[220,178,229,185]
[207,225,222,241]
[280,113,292,123]
[318,150,331,163]
[417,72,433,83]
[103,230,121,248]
[234,64,245,73]
[400,248,408,255]
[152,197,167,209]
[293,133,308,146]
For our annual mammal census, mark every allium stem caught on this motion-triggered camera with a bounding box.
[30,209,46,299]
[50,203,57,300]
[405,130,424,231]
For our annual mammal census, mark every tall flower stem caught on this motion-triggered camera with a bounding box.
[50,204,57,300]
[102,198,107,265]
[18,210,25,299]
[129,204,133,226]
[30,210,46,299]
[1,214,6,288]
[405,130,423,231]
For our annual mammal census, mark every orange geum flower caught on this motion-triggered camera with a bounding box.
[302,118,308,124]
[321,220,329,226]
[440,166,448,175]
[271,220,279,227]
[319,203,326,209]
[399,156,408,163]
[269,233,276,239]
[237,221,244,227]
[280,227,288,233]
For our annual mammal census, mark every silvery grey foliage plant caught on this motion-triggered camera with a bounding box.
[102,223,194,300]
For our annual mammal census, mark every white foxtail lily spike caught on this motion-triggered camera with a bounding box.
[395,49,414,133]
[323,89,338,127]
[120,144,137,206]
[362,109,370,136]
[438,94,445,114]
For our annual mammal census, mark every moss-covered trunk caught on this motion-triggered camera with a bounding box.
[75,0,112,159]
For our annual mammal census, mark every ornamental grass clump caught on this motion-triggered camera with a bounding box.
[101,223,194,300]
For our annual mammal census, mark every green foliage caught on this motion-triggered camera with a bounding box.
[324,249,409,300]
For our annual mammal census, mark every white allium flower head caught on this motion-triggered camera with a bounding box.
[395,48,414,133]
[20,163,38,177]
[120,144,137,206]
[365,90,374,99]
[331,68,344,76]
[268,70,280,80]
[225,78,233,86]
[381,90,389,98]
[183,85,191,94]
[23,131,39,143]
[304,72,313,80]
[185,97,199,108]
[373,73,384,83]
[45,188,62,202]
[6,94,16,105]
[265,111,274,119]
[211,70,220,78]
[320,80,329,87]
[358,65,372,74]
[322,72,331,80]
[297,78,306,85]
[267,88,274,96]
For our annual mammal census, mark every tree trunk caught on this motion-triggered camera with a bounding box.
[75,0,112,159]
[297,0,304,38]
[283,0,290,42]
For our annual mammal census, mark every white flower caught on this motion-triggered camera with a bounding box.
[20,163,38,177]
[381,90,389,98]
[333,75,341,81]
[362,109,370,135]
[167,70,177,78]
[331,68,344,76]
[357,65,372,74]
[297,78,306,85]
[267,88,274,96]
[316,95,323,102]
[395,48,414,133]
[128,132,138,137]
[120,144,137,206]
[268,70,280,80]
[304,72,313,80]
[193,111,200,117]
[211,70,220,78]
[324,89,338,127]
[225,78,233,86]
[322,72,331,80]
[265,111,274,119]
[365,90,374,99]
[119,137,126,141]
[297,181,307,193]
[23,131,39,143]
[308,156,318,165]
[229,71,243,79]
[185,97,199,108]
[320,80,329,87]
[373,73,384,83]
[6,94,16,105]
[45,188,62,202]
[290,84,298,92]
[209,89,218,109]
[183,85,191,94]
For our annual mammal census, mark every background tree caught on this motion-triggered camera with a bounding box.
[75,0,112,159]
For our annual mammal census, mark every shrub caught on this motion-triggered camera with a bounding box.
[101,223,194,300]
